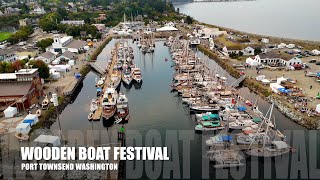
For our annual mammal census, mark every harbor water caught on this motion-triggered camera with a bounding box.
[175,0,320,41]
[50,40,318,179]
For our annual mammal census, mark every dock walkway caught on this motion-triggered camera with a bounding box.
[91,43,119,121]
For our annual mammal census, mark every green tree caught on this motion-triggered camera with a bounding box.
[185,15,193,24]
[39,13,60,32]
[36,38,54,51]
[57,8,68,19]
[29,60,50,79]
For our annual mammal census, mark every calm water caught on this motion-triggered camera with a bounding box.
[175,0,320,41]
[49,40,318,179]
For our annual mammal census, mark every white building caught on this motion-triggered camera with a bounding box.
[37,51,56,64]
[242,46,255,56]
[46,35,87,54]
[60,20,85,26]
[0,49,18,62]
[286,57,302,67]
[311,49,320,56]
[257,52,302,67]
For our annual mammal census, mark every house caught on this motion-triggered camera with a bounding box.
[37,51,56,64]
[198,27,227,38]
[286,57,302,67]
[19,18,31,27]
[0,49,18,62]
[60,20,85,26]
[32,5,45,14]
[0,69,43,111]
[242,46,255,56]
[46,35,87,54]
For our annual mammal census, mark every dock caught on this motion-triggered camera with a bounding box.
[91,43,119,121]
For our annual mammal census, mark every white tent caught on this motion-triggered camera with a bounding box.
[23,114,39,126]
[246,57,261,66]
[270,83,284,93]
[256,75,266,81]
[52,59,60,65]
[16,123,31,135]
[156,26,178,32]
[316,104,320,113]
[277,77,288,84]
[261,79,271,84]
[50,72,61,79]
[4,106,17,117]
[34,135,61,147]
[68,60,75,66]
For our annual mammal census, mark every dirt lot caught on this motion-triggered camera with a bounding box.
[230,56,320,109]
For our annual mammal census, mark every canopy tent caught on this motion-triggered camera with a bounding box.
[277,77,288,84]
[256,75,265,81]
[23,114,39,126]
[261,79,271,84]
[97,87,102,92]
[270,83,285,93]
[316,104,320,113]
[221,135,233,142]
[4,106,17,118]
[156,26,178,32]
[278,88,292,94]
[238,106,247,112]
[34,135,61,147]
[317,72,320,77]
[16,123,31,135]
[75,73,81,79]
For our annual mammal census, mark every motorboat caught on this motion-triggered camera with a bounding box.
[246,141,290,157]
[205,134,233,147]
[190,104,220,112]
[204,150,244,168]
[88,112,93,121]
[237,133,270,145]
[229,120,255,130]
[41,95,49,110]
[122,68,132,85]
[131,67,142,83]
[195,112,220,122]
[90,99,98,112]
[116,93,129,120]
[109,70,121,89]
[36,109,42,117]
[102,88,118,120]
[195,121,225,132]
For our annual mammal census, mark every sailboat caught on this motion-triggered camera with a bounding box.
[102,87,118,120]
[116,93,129,121]
[246,104,290,157]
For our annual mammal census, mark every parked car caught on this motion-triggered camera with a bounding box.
[309,59,317,63]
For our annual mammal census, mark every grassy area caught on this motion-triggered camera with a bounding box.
[0,32,12,42]
[215,35,244,50]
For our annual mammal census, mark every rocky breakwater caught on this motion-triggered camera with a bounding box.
[267,95,319,130]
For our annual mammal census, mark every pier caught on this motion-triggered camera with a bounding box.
[91,43,119,121]
[89,62,106,75]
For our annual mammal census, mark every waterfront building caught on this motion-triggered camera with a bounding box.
[60,20,85,26]
[46,35,87,54]
[0,69,43,111]
[0,49,18,62]
[256,51,302,67]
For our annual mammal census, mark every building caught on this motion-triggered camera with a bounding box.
[37,51,56,64]
[242,46,255,56]
[60,20,85,26]
[59,51,76,61]
[261,38,269,44]
[0,69,43,111]
[197,27,227,38]
[46,35,87,54]
[92,24,106,33]
[32,5,45,14]
[257,51,302,67]
[0,49,18,62]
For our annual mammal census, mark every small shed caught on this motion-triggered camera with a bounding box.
[34,135,61,147]
[16,123,31,135]
[4,106,18,117]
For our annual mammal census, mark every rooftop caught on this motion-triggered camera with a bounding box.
[0,73,16,80]
[0,81,32,97]
[65,40,86,49]
[39,51,55,59]
[0,49,15,55]
[259,51,294,61]
[16,68,38,75]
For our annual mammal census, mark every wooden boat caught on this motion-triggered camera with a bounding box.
[131,67,142,83]
[15,133,29,141]
[41,95,49,110]
[102,87,118,120]
[122,68,132,85]
[88,112,93,121]
[204,150,244,168]
[109,70,121,89]
[195,121,224,131]
[116,93,129,120]
[36,109,42,117]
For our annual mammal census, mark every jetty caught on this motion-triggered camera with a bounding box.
[89,62,106,75]
[91,43,119,120]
